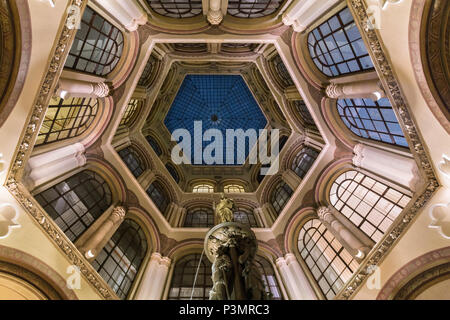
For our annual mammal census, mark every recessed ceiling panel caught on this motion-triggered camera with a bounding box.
[164,74,267,165]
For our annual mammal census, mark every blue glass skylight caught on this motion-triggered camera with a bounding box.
[164,75,267,165]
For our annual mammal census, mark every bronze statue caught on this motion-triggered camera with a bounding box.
[215,193,235,224]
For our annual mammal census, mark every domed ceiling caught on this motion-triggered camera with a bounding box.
[164,74,267,165]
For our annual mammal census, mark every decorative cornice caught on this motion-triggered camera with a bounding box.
[4,0,118,300]
[334,0,440,300]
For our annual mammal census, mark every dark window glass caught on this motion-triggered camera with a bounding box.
[92,219,147,299]
[65,6,124,76]
[279,135,289,150]
[168,253,212,300]
[272,55,294,87]
[146,182,169,215]
[35,170,112,242]
[337,97,408,147]
[36,97,98,146]
[291,147,319,179]
[184,207,214,228]
[292,100,317,129]
[227,0,284,18]
[165,163,180,183]
[146,0,202,18]
[254,256,282,300]
[297,218,359,299]
[271,181,293,214]
[138,55,159,87]
[234,207,258,227]
[307,7,374,77]
[146,135,162,156]
[120,99,140,127]
[118,147,145,178]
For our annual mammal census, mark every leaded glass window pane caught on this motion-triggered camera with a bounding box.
[92,219,147,299]
[227,0,284,18]
[271,181,293,214]
[337,98,408,147]
[35,170,112,242]
[297,219,359,299]
[291,147,319,179]
[36,96,98,146]
[146,182,170,215]
[307,7,374,77]
[118,147,145,178]
[184,207,214,228]
[146,0,202,18]
[65,6,123,76]
[330,170,411,243]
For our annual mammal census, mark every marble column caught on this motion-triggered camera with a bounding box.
[95,0,147,31]
[353,143,420,191]
[56,78,110,99]
[276,254,317,300]
[282,0,340,32]
[83,206,126,259]
[135,253,171,300]
[317,206,370,258]
[24,143,86,190]
[326,79,386,101]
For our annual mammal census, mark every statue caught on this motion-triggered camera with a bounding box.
[215,193,235,224]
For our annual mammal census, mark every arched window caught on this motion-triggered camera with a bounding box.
[330,170,411,243]
[138,55,159,87]
[298,218,359,299]
[65,6,124,76]
[271,181,293,214]
[36,97,98,146]
[92,219,147,299]
[227,0,284,18]
[272,55,294,87]
[35,170,112,242]
[192,183,214,193]
[291,147,319,179]
[337,98,408,147]
[119,99,140,127]
[165,163,180,184]
[224,184,245,193]
[118,147,145,178]
[147,0,202,18]
[146,182,170,215]
[168,253,212,300]
[184,207,214,228]
[254,255,282,300]
[307,7,374,77]
[146,135,162,156]
[292,100,317,129]
[234,207,258,227]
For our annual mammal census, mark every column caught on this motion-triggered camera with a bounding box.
[317,206,369,258]
[282,169,302,191]
[282,0,340,32]
[135,253,171,300]
[326,79,386,101]
[353,143,420,191]
[284,253,317,300]
[24,143,86,190]
[204,0,227,25]
[56,78,110,99]
[253,207,267,228]
[275,257,298,300]
[83,206,126,260]
[96,0,147,32]
[276,255,317,300]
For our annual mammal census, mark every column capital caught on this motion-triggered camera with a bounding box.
[111,206,126,224]
[275,256,287,268]
[92,82,110,98]
[317,206,332,220]
[325,83,343,99]
[160,257,171,268]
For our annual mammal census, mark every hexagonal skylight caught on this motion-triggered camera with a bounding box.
[164,74,268,165]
